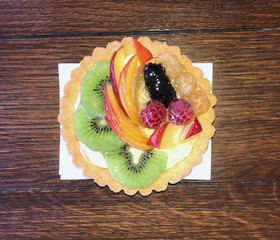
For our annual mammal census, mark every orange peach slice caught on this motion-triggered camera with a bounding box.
[110,47,126,91]
[160,121,193,149]
[147,122,169,148]
[118,54,140,124]
[104,85,152,151]
[104,84,145,140]
[133,38,153,64]
[104,99,152,151]
[185,117,202,139]
[109,47,127,113]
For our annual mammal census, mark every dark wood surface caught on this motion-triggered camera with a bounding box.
[1,0,280,239]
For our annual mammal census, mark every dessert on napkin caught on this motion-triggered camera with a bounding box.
[58,37,216,196]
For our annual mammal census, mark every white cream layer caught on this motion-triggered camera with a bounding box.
[79,136,197,170]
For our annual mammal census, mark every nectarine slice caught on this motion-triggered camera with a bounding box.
[133,38,153,64]
[118,55,140,124]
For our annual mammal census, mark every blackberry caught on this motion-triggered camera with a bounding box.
[144,63,177,108]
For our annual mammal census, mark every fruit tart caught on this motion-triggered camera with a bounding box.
[58,37,216,196]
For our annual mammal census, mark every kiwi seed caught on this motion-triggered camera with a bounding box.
[105,144,168,189]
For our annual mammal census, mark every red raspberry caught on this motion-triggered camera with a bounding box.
[168,99,194,125]
[139,101,167,129]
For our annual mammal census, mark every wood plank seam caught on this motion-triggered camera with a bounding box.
[1,27,280,39]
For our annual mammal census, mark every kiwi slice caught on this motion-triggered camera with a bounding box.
[80,61,111,117]
[74,105,125,152]
[105,144,168,189]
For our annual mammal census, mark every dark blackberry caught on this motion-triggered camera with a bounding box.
[144,63,177,108]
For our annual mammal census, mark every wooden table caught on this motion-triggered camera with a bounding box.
[1,0,280,239]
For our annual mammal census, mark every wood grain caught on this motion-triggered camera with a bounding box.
[1,32,280,189]
[1,0,280,37]
[1,183,279,239]
[1,0,280,238]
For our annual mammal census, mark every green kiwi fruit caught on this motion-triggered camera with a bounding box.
[105,144,168,189]
[74,105,125,152]
[80,61,111,117]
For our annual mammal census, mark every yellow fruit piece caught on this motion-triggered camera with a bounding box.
[185,90,210,116]
[174,71,197,97]
[160,121,193,149]
[156,51,184,84]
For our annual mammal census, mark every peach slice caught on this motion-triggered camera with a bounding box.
[104,85,152,151]
[110,49,119,94]
[185,117,202,139]
[104,84,145,140]
[130,58,156,113]
[160,121,193,149]
[147,122,169,148]
[109,47,127,113]
[104,99,152,151]
[148,117,201,149]
[131,63,144,100]
[110,47,126,92]
[133,38,153,64]
[118,54,140,124]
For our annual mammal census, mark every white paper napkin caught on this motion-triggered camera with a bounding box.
[58,62,213,180]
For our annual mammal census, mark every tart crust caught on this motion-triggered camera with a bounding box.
[58,37,216,196]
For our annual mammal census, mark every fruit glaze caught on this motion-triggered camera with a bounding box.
[58,37,216,196]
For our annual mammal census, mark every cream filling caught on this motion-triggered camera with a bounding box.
[79,136,197,170]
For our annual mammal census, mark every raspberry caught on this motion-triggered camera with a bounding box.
[168,99,194,125]
[139,101,167,129]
